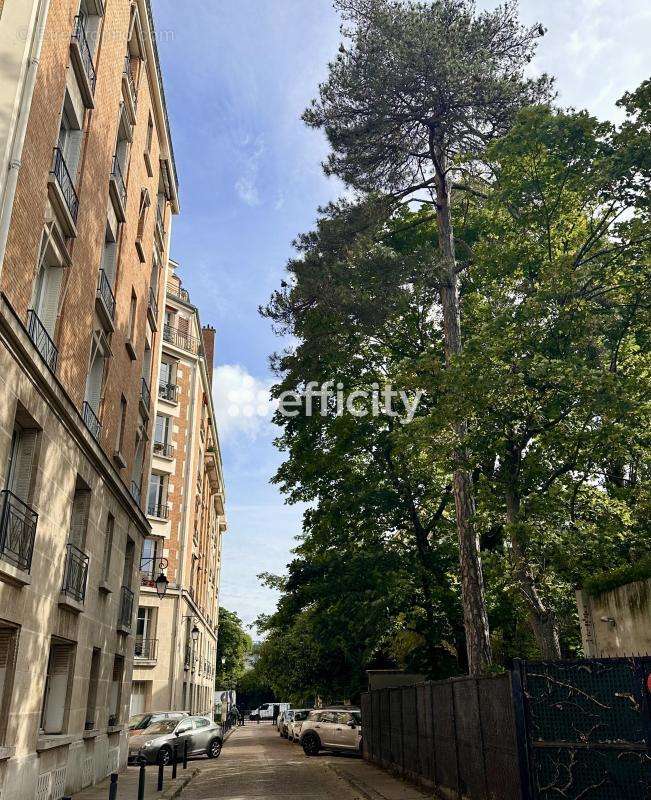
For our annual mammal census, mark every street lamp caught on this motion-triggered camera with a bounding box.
[191,623,200,642]
[155,571,169,599]
[140,556,169,599]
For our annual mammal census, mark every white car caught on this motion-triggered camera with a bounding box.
[288,709,309,741]
[299,708,362,755]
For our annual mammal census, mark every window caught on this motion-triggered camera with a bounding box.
[142,338,152,385]
[0,626,18,744]
[135,189,151,260]
[85,648,101,728]
[85,330,109,416]
[131,417,147,498]
[146,114,154,156]
[154,415,170,447]
[147,473,166,517]
[115,102,131,176]
[140,537,157,578]
[78,0,104,59]
[57,92,83,182]
[123,537,134,589]
[4,419,38,504]
[101,513,114,583]
[116,396,127,455]
[41,639,74,734]
[136,607,153,641]
[69,478,91,550]
[100,223,118,288]
[32,241,64,340]
[128,290,137,343]
[159,359,175,386]
[108,655,124,723]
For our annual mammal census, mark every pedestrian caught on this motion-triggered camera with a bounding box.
[272,706,279,727]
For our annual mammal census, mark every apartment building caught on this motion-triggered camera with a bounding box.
[0,2,179,798]
[132,262,226,719]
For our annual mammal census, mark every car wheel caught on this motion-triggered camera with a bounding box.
[207,738,222,759]
[157,746,172,766]
[302,733,320,756]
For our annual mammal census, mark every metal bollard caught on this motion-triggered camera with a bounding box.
[172,744,178,779]
[108,773,118,800]
[157,762,164,792]
[137,763,146,800]
[183,738,188,770]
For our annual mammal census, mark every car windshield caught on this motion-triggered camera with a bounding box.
[141,720,177,735]
[128,714,151,730]
[295,711,308,720]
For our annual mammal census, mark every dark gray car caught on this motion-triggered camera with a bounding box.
[128,716,223,765]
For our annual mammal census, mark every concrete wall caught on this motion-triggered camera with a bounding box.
[576,578,651,657]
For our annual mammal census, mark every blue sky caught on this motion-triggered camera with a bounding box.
[150,0,650,634]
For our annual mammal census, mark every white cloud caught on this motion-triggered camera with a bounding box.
[234,136,265,206]
[213,364,275,440]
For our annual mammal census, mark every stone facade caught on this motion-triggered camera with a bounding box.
[132,262,226,719]
[0,1,180,798]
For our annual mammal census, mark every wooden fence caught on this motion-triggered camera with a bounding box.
[360,673,523,800]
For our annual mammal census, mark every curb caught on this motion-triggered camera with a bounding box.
[328,764,387,800]
[161,767,200,800]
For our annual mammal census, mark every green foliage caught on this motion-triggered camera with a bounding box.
[583,557,651,598]
[215,608,253,690]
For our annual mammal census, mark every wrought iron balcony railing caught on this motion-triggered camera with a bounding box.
[0,490,38,573]
[27,309,58,372]
[135,637,158,660]
[158,382,179,403]
[111,155,127,209]
[82,401,101,442]
[62,542,89,604]
[97,269,116,321]
[147,501,169,520]
[51,147,79,224]
[148,286,158,322]
[130,481,142,506]
[71,15,97,95]
[153,441,175,459]
[163,324,200,355]
[140,377,151,411]
[166,282,190,303]
[118,585,134,630]
[123,55,137,105]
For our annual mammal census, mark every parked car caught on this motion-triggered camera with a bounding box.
[128,711,188,737]
[128,715,223,765]
[288,709,309,741]
[278,709,297,737]
[299,708,362,756]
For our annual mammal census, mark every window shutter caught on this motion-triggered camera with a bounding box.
[66,129,84,183]
[12,430,37,503]
[0,629,16,707]
[69,489,90,549]
[178,317,189,335]
[39,267,64,338]
[42,644,70,734]
[102,241,118,284]
[86,349,104,413]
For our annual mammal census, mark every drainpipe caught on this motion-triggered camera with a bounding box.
[0,0,52,276]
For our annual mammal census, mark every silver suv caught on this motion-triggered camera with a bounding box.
[128,715,223,765]
[299,708,362,756]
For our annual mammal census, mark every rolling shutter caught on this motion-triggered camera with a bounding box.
[42,644,71,734]
[12,430,37,503]
[69,488,90,549]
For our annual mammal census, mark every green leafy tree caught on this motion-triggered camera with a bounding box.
[302,0,552,674]
[215,608,253,689]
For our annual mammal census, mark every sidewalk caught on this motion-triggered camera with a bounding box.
[69,763,199,800]
[328,759,435,800]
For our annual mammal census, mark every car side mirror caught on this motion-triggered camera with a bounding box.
[347,720,357,728]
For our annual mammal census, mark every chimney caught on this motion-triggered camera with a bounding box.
[202,326,215,388]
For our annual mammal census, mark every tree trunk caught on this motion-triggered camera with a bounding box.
[504,444,561,659]
[432,137,492,675]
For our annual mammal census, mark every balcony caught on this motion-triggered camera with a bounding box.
[27,310,58,373]
[118,585,134,632]
[147,501,169,520]
[95,269,116,331]
[0,490,37,577]
[48,147,79,237]
[158,382,179,404]
[130,481,142,507]
[147,286,158,331]
[166,282,190,303]
[70,15,97,108]
[61,542,89,605]
[153,441,175,460]
[139,378,151,416]
[82,401,102,442]
[135,637,158,662]
[122,55,137,123]
[163,324,200,355]
[109,155,127,222]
